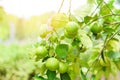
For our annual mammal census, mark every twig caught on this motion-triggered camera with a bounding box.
[107,28,120,42]
[82,14,120,29]
[85,25,120,76]
[68,0,72,20]
[58,0,65,13]
[104,21,120,25]
[103,1,114,14]
[90,1,103,16]
[85,34,108,76]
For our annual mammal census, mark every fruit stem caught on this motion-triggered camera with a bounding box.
[68,0,72,20]
[90,0,103,16]
[58,0,65,13]
[103,0,114,14]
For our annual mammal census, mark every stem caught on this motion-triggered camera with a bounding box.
[82,14,120,29]
[58,0,65,13]
[53,29,60,44]
[68,0,72,20]
[107,28,120,42]
[85,26,120,76]
[90,1,103,16]
[104,21,120,25]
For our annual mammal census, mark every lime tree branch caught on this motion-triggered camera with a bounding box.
[85,24,120,76]
[82,14,120,29]
[103,0,114,14]
[90,1,103,16]
[58,0,64,13]
[68,0,72,16]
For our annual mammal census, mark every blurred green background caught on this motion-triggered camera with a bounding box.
[0,0,120,79]
[0,6,53,80]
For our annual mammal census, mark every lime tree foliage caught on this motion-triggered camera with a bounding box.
[30,0,120,80]
[0,6,10,40]
[0,44,35,80]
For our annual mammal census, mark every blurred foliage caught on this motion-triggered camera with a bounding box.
[0,6,9,40]
[0,6,53,40]
[0,44,36,80]
[0,0,120,80]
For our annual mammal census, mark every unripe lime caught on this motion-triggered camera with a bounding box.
[90,23,102,34]
[35,46,48,58]
[45,57,59,71]
[58,62,68,73]
[65,21,79,35]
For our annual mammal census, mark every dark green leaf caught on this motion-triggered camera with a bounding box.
[101,51,105,63]
[46,70,56,80]
[107,51,120,61]
[72,37,80,47]
[60,72,71,80]
[42,56,49,62]
[55,44,68,58]
[80,70,87,80]
[103,27,115,33]
[91,74,96,80]
[84,16,92,24]
[34,76,46,80]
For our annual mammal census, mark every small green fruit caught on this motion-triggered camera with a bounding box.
[58,62,68,73]
[65,21,79,35]
[45,57,59,71]
[35,46,48,58]
[90,23,102,34]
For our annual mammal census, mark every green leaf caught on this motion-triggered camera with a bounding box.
[46,70,56,80]
[87,0,96,4]
[74,3,94,17]
[78,29,93,48]
[101,51,105,63]
[60,72,71,80]
[80,70,87,80]
[100,5,111,15]
[72,37,80,47]
[39,63,47,75]
[55,44,69,58]
[103,27,115,34]
[91,74,96,80]
[34,76,46,80]
[107,51,120,61]
[84,16,92,24]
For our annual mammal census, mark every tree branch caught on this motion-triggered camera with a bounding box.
[85,24,120,76]
[68,0,72,20]
[82,14,120,29]
[103,1,114,14]
[58,0,65,13]
[90,1,103,16]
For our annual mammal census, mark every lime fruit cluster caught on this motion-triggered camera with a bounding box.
[45,57,68,73]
